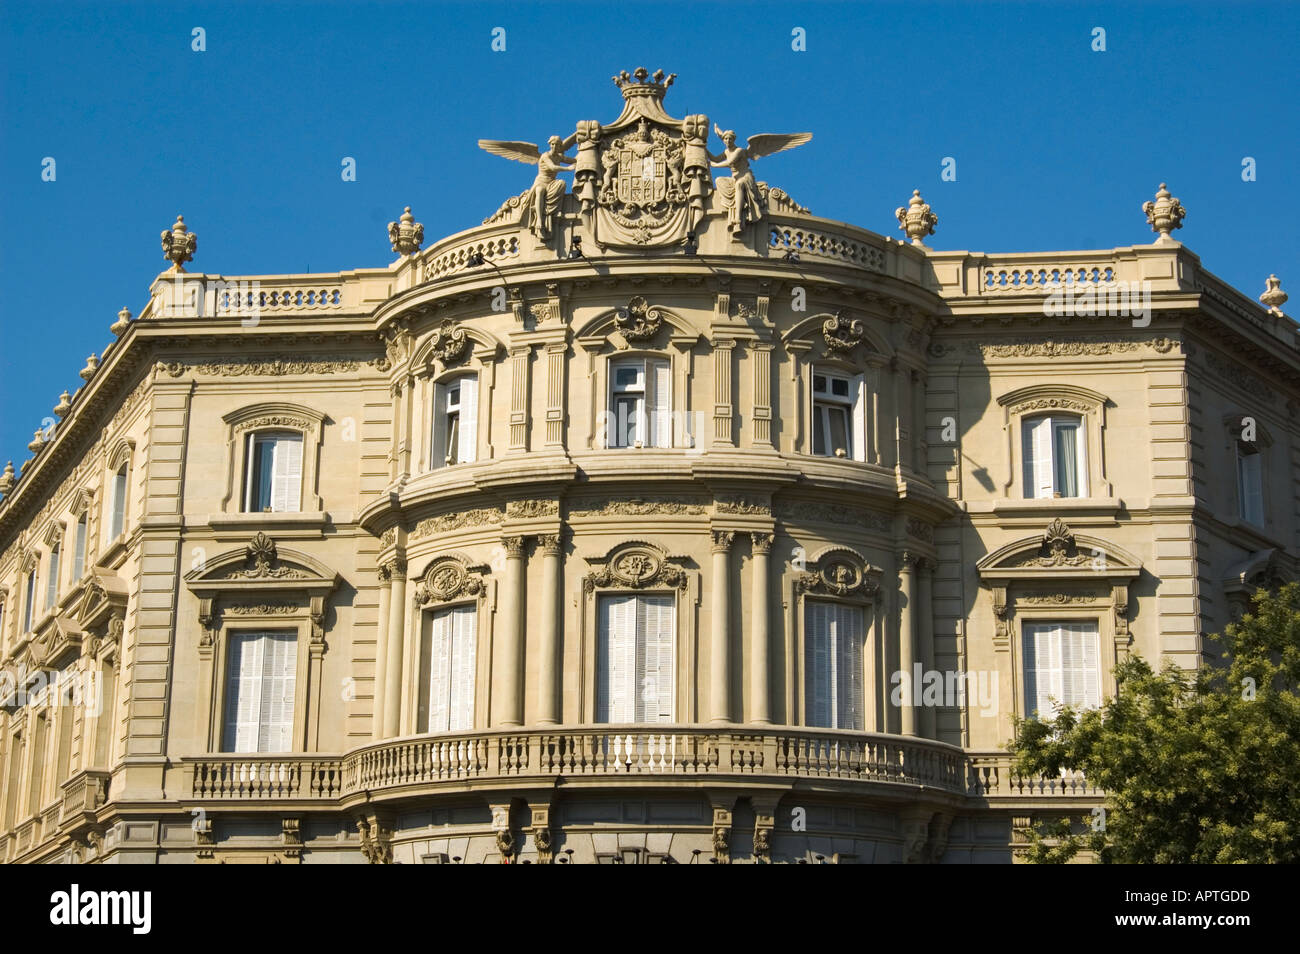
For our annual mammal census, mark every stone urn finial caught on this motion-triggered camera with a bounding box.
[161,215,197,271]
[895,189,938,247]
[79,353,99,382]
[54,390,72,419]
[388,206,424,256]
[1259,274,1288,316]
[1143,183,1186,241]
[28,427,47,454]
[0,461,14,497]
[111,306,133,336]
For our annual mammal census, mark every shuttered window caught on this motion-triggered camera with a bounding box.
[423,604,477,733]
[1022,415,1087,499]
[45,545,61,610]
[804,600,865,729]
[23,570,37,633]
[244,432,303,512]
[72,515,87,581]
[1236,442,1263,524]
[222,632,297,753]
[812,370,865,461]
[1022,621,1101,717]
[433,375,478,468]
[596,594,674,723]
[609,359,671,448]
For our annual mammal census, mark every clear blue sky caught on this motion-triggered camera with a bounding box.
[2,0,1296,468]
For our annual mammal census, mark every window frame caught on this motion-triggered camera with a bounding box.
[241,429,305,514]
[594,591,677,724]
[606,356,672,449]
[431,372,480,469]
[220,629,300,754]
[417,602,479,733]
[108,461,129,542]
[998,384,1111,500]
[221,404,327,515]
[1021,413,1089,499]
[809,365,866,461]
[1019,618,1103,719]
[803,598,867,730]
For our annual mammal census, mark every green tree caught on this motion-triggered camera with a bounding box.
[1010,582,1300,863]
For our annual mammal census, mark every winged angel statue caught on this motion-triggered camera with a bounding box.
[477,134,578,240]
[709,126,812,234]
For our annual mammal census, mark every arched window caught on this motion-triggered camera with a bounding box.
[109,461,129,540]
[1022,414,1087,498]
[71,514,88,581]
[45,544,61,611]
[23,567,38,634]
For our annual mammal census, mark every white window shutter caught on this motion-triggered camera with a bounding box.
[649,360,672,448]
[458,375,478,464]
[243,431,257,512]
[111,467,128,538]
[636,595,674,723]
[805,601,832,728]
[1023,417,1055,498]
[224,634,265,753]
[851,374,866,461]
[428,609,453,732]
[73,517,87,580]
[260,634,297,752]
[270,435,303,512]
[597,596,635,723]
[834,604,865,730]
[450,606,477,730]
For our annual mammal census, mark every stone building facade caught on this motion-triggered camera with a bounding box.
[0,70,1296,863]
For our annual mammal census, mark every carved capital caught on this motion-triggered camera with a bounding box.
[502,536,527,558]
[750,532,774,555]
[710,530,736,553]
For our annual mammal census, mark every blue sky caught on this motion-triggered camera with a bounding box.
[1,0,1296,468]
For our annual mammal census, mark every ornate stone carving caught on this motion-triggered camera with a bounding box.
[714,496,770,515]
[478,135,576,241]
[224,602,302,615]
[378,528,397,549]
[895,189,938,246]
[568,496,708,517]
[584,544,687,593]
[752,825,772,863]
[216,533,307,580]
[161,214,197,271]
[410,507,503,539]
[613,295,664,341]
[495,827,517,862]
[796,553,879,599]
[775,501,891,532]
[1142,182,1186,239]
[387,206,424,256]
[750,532,774,554]
[711,824,730,864]
[356,816,392,865]
[163,356,360,377]
[905,517,934,542]
[970,338,1142,358]
[0,462,14,497]
[1203,351,1275,401]
[1022,593,1103,604]
[413,558,485,606]
[1259,274,1288,316]
[711,123,812,238]
[710,530,735,552]
[502,535,527,558]
[1008,398,1093,416]
[533,825,554,864]
[233,415,311,434]
[428,319,470,365]
[1007,518,1092,568]
[506,498,559,518]
[821,311,864,353]
[538,533,562,555]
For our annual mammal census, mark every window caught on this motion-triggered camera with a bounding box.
[804,601,865,729]
[72,515,87,580]
[419,604,476,733]
[45,544,60,611]
[109,462,129,539]
[1236,441,1263,525]
[222,632,297,753]
[243,431,303,513]
[23,569,37,633]
[1022,621,1100,717]
[432,375,477,467]
[812,370,864,460]
[596,594,674,723]
[608,358,670,449]
[1023,415,1087,498]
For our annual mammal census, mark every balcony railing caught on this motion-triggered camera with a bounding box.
[966,752,1101,800]
[186,756,345,800]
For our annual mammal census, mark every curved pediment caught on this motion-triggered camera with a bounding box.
[410,318,504,371]
[575,296,700,343]
[977,518,1140,580]
[185,532,340,595]
[780,312,890,357]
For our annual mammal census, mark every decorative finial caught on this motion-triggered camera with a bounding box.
[1143,182,1186,241]
[1259,274,1288,316]
[895,189,938,247]
[0,461,14,497]
[79,353,99,382]
[28,428,47,454]
[111,306,133,336]
[54,391,72,419]
[388,206,424,256]
[161,214,198,271]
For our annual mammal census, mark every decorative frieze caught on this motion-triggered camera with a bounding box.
[567,496,709,517]
[965,337,1181,359]
[715,495,770,515]
[161,356,361,377]
[775,501,890,532]
[1203,351,1275,402]
[410,507,503,539]
[506,498,559,518]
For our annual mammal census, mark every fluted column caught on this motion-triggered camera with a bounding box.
[710,530,735,723]
[372,566,392,740]
[749,533,773,724]
[382,558,407,739]
[496,535,527,726]
[536,533,562,725]
[898,551,918,736]
[918,557,936,739]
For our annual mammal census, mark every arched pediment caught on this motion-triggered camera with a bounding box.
[221,401,327,434]
[574,296,700,343]
[583,540,689,592]
[411,318,504,371]
[996,383,1110,416]
[780,311,891,357]
[977,518,1140,580]
[184,532,341,595]
[797,545,881,600]
[412,553,491,607]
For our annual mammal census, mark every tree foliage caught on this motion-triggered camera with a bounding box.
[1010,582,1300,863]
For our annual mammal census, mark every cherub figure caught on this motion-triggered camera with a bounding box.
[478,133,579,240]
[709,125,812,234]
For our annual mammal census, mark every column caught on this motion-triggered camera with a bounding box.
[749,533,773,724]
[371,566,392,740]
[496,535,527,726]
[536,534,562,725]
[710,531,735,723]
[898,551,918,736]
[918,558,936,739]
[382,558,407,739]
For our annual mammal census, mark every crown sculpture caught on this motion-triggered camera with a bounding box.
[478,67,812,250]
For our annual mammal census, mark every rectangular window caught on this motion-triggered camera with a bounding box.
[804,600,865,729]
[45,545,60,611]
[419,604,477,733]
[110,464,128,539]
[433,375,478,467]
[1022,621,1100,717]
[23,570,37,633]
[4,732,23,828]
[1236,443,1263,524]
[72,515,87,581]
[812,370,864,460]
[609,358,670,449]
[596,594,674,723]
[243,432,303,513]
[222,632,297,753]
[27,713,47,817]
[1023,415,1087,499]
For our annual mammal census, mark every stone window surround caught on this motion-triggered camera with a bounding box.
[996,383,1112,500]
[1224,412,1274,530]
[219,403,327,514]
[102,438,135,554]
[418,367,487,474]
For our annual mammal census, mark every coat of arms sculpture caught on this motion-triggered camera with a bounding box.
[478,68,811,251]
